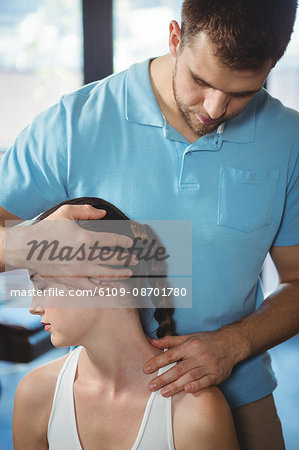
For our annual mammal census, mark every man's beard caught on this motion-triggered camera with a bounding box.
[172,66,223,137]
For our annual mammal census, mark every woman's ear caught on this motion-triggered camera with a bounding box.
[169,20,181,58]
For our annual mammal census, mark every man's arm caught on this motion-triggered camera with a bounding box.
[143,245,299,396]
[220,245,299,357]
[0,205,22,272]
[0,203,136,280]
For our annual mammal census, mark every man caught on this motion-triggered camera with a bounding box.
[0,0,298,448]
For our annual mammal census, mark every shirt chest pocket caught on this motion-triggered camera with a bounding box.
[217,166,280,232]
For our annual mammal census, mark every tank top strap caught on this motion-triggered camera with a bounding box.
[133,350,176,449]
[48,347,176,450]
[47,346,83,450]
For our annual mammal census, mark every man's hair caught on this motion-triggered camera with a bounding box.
[180,0,298,69]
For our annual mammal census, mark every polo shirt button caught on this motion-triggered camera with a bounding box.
[186,151,192,156]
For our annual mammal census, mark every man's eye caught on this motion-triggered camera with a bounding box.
[193,78,209,88]
[195,79,207,87]
[232,92,254,98]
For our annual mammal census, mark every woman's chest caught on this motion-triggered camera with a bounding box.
[73,387,151,450]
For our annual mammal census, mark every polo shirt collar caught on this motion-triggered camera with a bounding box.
[125,58,257,143]
[125,58,164,127]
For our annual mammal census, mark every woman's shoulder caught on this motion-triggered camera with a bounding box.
[174,384,230,414]
[173,386,239,450]
[16,352,69,403]
[13,353,70,449]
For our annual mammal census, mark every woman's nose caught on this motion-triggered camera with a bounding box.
[203,89,228,120]
[29,299,45,315]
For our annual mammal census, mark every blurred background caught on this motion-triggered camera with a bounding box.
[0,1,299,449]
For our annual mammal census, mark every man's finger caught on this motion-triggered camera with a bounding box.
[89,265,134,280]
[85,231,134,249]
[53,265,133,281]
[147,359,199,392]
[69,219,134,249]
[84,250,138,267]
[159,367,208,397]
[150,335,187,349]
[36,261,134,279]
[184,375,214,394]
[52,204,107,221]
[158,373,214,398]
[143,346,183,374]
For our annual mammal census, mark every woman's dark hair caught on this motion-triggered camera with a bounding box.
[180,0,298,69]
[36,197,176,339]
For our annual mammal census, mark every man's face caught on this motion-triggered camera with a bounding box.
[172,32,273,136]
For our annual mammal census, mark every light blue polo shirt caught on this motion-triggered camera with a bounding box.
[0,59,299,409]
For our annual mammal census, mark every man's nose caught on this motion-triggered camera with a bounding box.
[203,89,228,120]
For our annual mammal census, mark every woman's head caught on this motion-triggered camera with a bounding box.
[29,197,176,343]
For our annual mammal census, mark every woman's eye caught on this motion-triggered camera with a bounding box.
[30,275,47,292]
[32,281,46,292]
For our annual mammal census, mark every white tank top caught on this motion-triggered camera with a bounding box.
[47,346,176,449]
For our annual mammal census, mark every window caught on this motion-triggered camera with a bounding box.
[113,0,182,72]
[0,0,83,151]
[267,14,299,110]
[263,14,299,296]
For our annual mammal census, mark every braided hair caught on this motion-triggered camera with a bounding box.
[35,197,176,338]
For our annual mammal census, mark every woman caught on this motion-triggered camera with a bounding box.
[13,197,239,449]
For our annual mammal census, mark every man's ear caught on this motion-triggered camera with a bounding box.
[169,20,181,58]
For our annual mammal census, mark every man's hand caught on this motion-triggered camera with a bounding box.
[143,246,299,399]
[5,204,137,286]
[143,330,247,397]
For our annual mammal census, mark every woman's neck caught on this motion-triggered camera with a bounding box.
[77,309,163,395]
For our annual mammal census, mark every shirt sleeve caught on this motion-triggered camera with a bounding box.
[272,150,299,246]
[0,97,69,220]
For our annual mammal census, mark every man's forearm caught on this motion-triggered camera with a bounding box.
[0,225,5,272]
[220,280,299,363]
[0,224,22,273]
[144,279,299,395]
